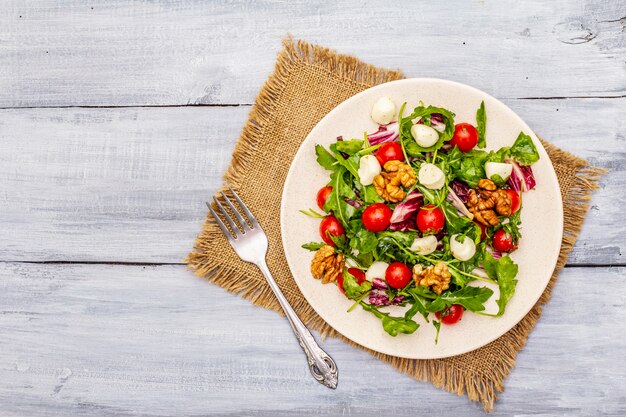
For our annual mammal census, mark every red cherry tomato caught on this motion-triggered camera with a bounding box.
[505,189,521,214]
[385,262,412,289]
[362,203,393,232]
[435,304,464,325]
[316,186,333,211]
[475,221,487,241]
[337,268,367,295]
[450,123,479,152]
[319,215,345,246]
[492,229,518,252]
[375,142,404,166]
[416,205,445,234]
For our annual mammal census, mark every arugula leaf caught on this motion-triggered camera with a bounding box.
[334,139,364,155]
[361,303,419,337]
[501,209,522,244]
[427,285,494,313]
[509,132,540,166]
[355,182,384,204]
[301,242,325,251]
[400,106,456,155]
[476,101,486,148]
[455,156,486,188]
[490,174,507,188]
[324,167,357,225]
[329,147,360,179]
[349,224,378,253]
[315,144,337,170]
[482,252,519,316]
[433,320,441,344]
[342,269,372,300]
[406,293,432,321]
[440,199,473,234]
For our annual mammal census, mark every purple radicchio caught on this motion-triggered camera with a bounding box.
[506,159,537,192]
[446,181,474,220]
[371,277,388,290]
[369,289,390,306]
[390,190,423,231]
[367,122,399,145]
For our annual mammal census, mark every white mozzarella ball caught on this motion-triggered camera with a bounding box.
[485,162,513,182]
[409,235,438,255]
[365,261,389,282]
[418,163,445,190]
[450,234,477,261]
[410,124,439,148]
[371,97,396,125]
[357,155,382,186]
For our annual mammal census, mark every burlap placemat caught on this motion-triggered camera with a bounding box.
[187,38,605,411]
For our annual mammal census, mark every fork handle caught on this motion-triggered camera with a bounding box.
[257,259,338,389]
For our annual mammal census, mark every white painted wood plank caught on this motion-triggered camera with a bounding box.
[0,99,623,264]
[1,0,624,107]
[0,263,624,416]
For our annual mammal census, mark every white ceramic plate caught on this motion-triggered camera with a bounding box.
[280,78,563,359]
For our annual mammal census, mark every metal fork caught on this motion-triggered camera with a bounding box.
[207,188,338,389]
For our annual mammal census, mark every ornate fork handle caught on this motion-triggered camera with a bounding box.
[258,260,338,389]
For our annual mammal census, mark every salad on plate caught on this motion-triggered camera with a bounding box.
[301,96,540,341]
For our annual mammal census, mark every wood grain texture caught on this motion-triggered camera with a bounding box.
[0,0,625,107]
[0,100,622,264]
[0,263,624,417]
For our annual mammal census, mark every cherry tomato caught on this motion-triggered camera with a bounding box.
[416,205,445,234]
[316,186,333,211]
[505,189,521,214]
[385,262,412,289]
[435,304,464,325]
[337,268,367,295]
[319,215,345,246]
[375,142,404,166]
[475,221,487,240]
[492,229,518,252]
[450,123,479,152]
[362,203,393,232]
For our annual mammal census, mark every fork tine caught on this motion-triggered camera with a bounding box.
[220,191,249,230]
[228,188,259,227]
[212,196,243,237]
[206,202,235,241]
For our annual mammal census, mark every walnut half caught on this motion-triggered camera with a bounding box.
[466,179,512,226]
[311,245,344,284]
[373,160,417,203]
[413,262,451,295]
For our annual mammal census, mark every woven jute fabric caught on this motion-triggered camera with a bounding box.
[187,38,605,411]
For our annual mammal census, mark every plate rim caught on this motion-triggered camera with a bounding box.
[280,77,564,359]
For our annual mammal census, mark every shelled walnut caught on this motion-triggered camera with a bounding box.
[373,160,417,203]
[413,262,451,295]
[466,179,512,226]
[310,245,344,284]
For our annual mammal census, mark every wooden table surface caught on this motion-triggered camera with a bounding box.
[1,1,625,416]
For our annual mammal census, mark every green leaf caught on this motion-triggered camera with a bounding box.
[361,303,419,337]
[315,144,337,170]
[400,106,456,155]
[427,285,494,313]
[490,173,507,188]
[440,199,473,235]
[334,139,364,155]
[328,147,361,179]
[476,101,486,148]
[433,320,441,344]
[342,269,372,300]
[356,182,384,204]
[349,224,378,254]
[509,132,540,166]
[406,293,432,321]
[482,252,519,316]
[455,156,486,188]
[301,242,325,251]
[324,167,357,225]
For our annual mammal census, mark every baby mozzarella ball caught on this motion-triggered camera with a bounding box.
[365,261,389,282]
[357,155,381,186]
[410,235,438,255]
[485,162,513,182]
[450,234,477,261]
[411,124,439,148]
[418,163,445,190]
[371,97,396,125]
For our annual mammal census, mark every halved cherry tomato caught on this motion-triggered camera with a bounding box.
[505,189,521,214]
[435,304,464,325]
[450,123,478,152]
[337,268,367,295]
[316,186,333,211]
[362,203,392,232]
[319,215,345,246]
[416,205,445,234]
[385,262,412,289]
[492,228,517,252]
[375,142,404,166]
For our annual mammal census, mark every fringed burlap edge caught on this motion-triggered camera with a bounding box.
[186,37,607,412]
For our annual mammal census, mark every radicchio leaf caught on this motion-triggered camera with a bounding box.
[506,159,537,192]
[390,190,423,223]
[369,289,390,306]
[367,122,399,145]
